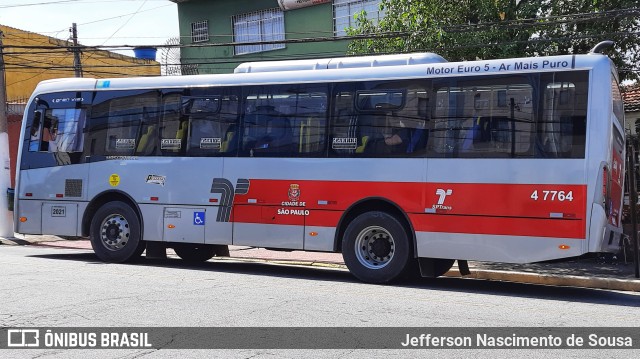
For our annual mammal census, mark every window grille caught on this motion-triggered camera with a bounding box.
[232,8,285,55]
[191,20,209,43]
[333,0,383,37]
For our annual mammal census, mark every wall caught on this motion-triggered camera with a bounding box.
[7,115,21,188]
[177,0,348,74]
[1,24,160,101]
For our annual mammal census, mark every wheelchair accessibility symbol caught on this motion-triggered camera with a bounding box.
[193,211,205,225]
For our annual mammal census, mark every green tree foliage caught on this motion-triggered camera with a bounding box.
[347,0,640,80]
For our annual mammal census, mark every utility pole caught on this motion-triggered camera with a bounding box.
[71,23,82,77]
[0,30,7,134]
[0,30,13,238]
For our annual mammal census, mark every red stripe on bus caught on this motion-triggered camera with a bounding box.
[229,179,587,239]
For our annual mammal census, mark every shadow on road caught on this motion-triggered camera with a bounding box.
[28,252,640,307]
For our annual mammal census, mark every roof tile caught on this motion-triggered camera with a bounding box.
[623,84,640,112]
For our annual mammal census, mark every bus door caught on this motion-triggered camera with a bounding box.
[158,90,233,245]
[18,91,92,236]
[177,90,239,246]
[158,90,208,245]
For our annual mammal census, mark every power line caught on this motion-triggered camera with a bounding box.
[78,4,172,28]
[1,7,636,46]
[0,0,165,9]
[100,0,147,45]
[0,0,86,9]
[1,8,638,80]
[3,28,640,54]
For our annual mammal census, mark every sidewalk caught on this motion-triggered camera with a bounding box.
[2,234,639,292]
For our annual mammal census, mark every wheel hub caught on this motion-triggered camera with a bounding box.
[100,214,130,251]
[370,236,392,258]
[354,226,395,269]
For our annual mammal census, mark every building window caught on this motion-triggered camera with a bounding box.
[191,20,209,43]
[334,0,383,36]
[232,8,285,55]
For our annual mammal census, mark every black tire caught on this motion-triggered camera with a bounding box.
[342,211,413,284]
[174,244,216,262]
[90,201,145,263]
[214,245,230,257]
[419,258,455,278]
[433,259,455,277]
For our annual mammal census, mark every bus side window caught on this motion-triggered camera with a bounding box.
[242,85,326,157]
[28,111,43,152]
[136,106,160,156]
[539,82,582,158]
[136,119,158,155]
[294,112,326,154]
[288,92,327,156]
[243,105,293,155]
[184,94,238,156]
[160,94,185,156]
[330,95,359,156]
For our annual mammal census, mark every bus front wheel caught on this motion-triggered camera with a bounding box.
[342,211,412,284]
[90,201,145,263]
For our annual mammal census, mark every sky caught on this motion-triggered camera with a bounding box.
[0,0,179,59]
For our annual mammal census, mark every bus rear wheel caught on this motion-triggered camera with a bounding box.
[342,211,412,284]
[90,201,145,263]
[174,244,217,262]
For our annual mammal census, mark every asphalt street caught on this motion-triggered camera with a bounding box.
[1,245,639,358]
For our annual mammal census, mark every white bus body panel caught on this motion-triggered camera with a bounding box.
[86,158,230,245]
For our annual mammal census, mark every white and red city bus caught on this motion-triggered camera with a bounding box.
[13,48,625,283]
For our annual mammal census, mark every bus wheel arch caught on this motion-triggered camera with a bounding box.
[334,198,415,253]
[84,192,145,263]
[82,191,141,237]
[335,198,417,283]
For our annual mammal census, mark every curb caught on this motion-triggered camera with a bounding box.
[444,269,640,292]
[229,256,640,292]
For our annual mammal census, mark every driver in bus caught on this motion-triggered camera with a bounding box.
[48,118,71,165]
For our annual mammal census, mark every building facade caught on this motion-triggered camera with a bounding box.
[623,84,640,136]
[170,0,383,74]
